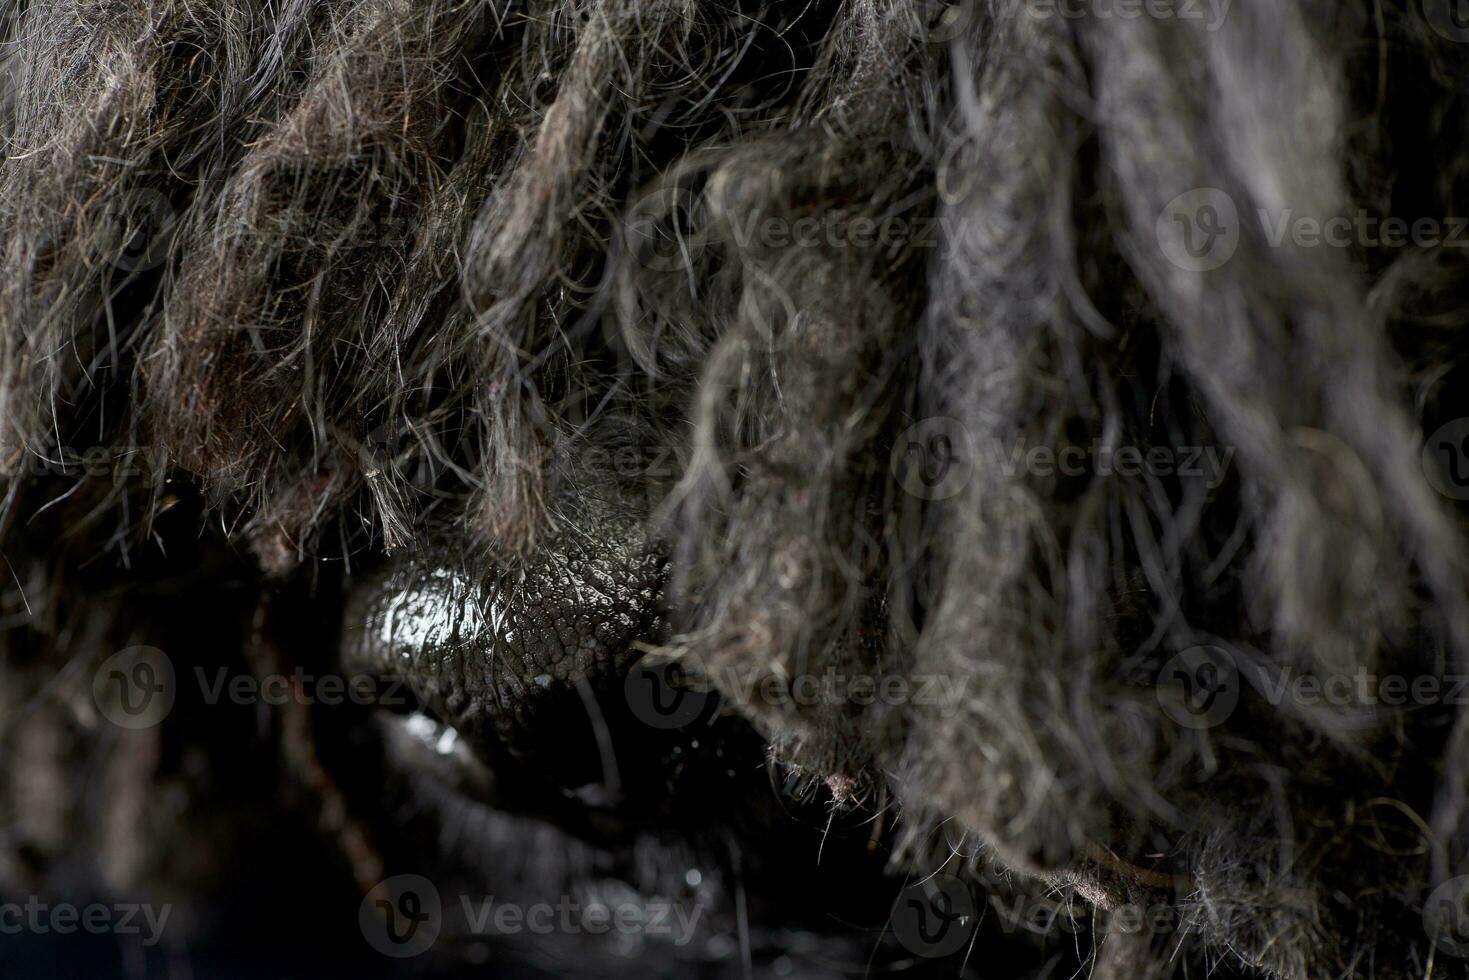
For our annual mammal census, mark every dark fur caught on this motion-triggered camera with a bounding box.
[4,1,1469,977]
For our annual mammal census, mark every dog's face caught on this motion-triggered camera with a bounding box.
[4,1,1469,978]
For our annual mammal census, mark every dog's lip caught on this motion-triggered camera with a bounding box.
[354,704,904,975]
[388,710,494,791]
[376,707,648,839]
[361,710,724,943]
[329,548,935,971]
[321,577,950,975]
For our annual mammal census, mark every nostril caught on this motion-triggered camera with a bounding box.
[493,681,621,793]
[364,673,428,716]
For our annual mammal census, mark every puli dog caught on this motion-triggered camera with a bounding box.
[3,1,1469,977]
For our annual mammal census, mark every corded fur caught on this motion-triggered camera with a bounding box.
[3,1,1469,976]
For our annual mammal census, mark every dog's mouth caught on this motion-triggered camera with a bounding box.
[319,526,940,977]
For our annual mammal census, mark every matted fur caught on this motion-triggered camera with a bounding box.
[3,0,1469,976]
